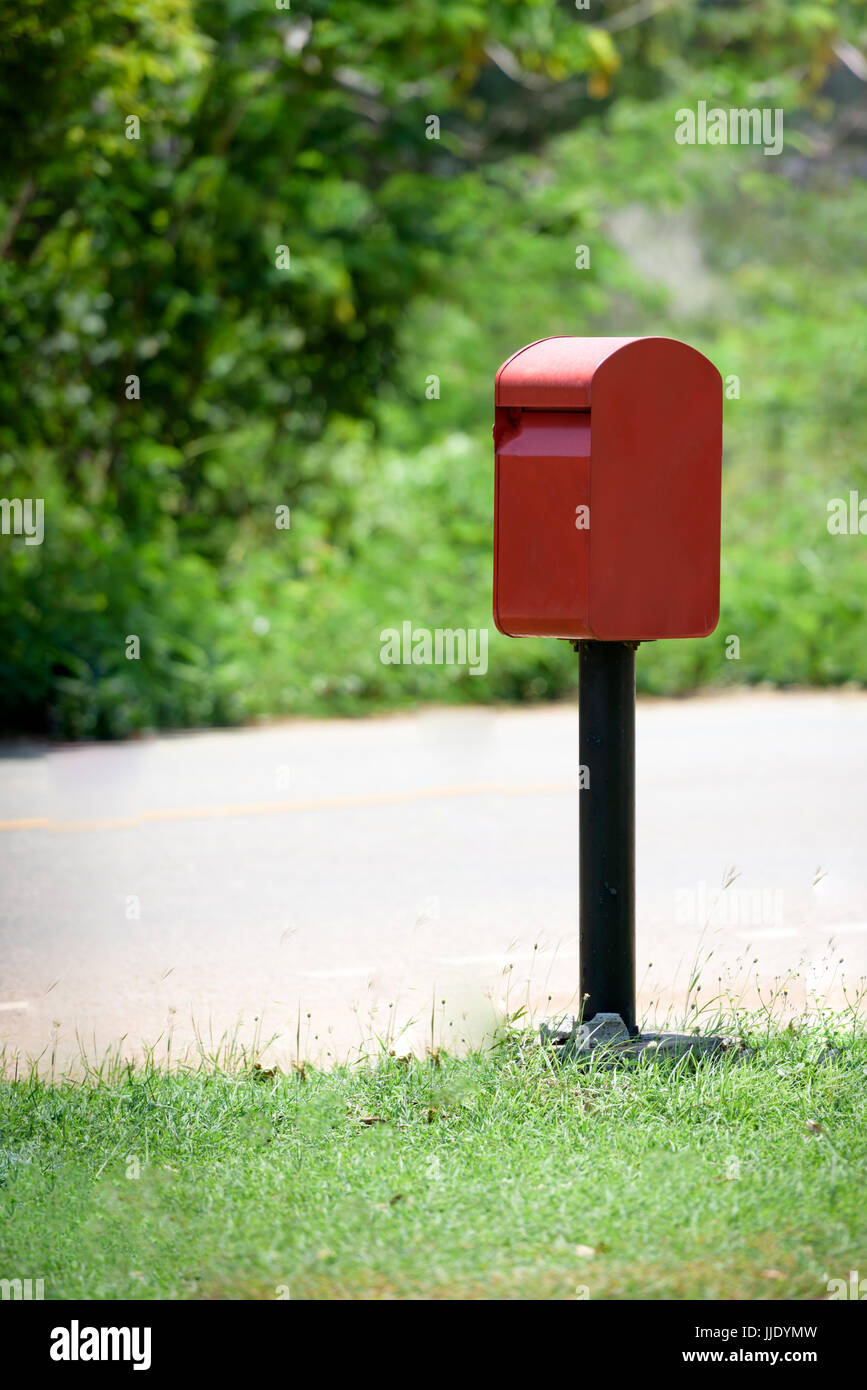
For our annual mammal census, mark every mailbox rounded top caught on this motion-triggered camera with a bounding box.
[495,335,715,410]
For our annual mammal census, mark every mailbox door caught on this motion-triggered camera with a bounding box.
[494,409,592,638]
[589,340,721,639]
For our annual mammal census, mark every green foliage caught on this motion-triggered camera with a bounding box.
[1,1,866,734]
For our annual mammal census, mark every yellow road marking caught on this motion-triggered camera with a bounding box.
[0,781,573,833]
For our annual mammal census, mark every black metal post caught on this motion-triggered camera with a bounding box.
[577,640,636,1035]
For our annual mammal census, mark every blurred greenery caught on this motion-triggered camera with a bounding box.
[1,0,865,737]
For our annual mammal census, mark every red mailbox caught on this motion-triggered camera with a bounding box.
[493,336,722,641]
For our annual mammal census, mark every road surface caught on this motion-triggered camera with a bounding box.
[1,691,865,1073]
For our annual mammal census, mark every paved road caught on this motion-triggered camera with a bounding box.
[1,691,866,1073]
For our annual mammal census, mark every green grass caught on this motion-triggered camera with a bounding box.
[1,1017,866,1301]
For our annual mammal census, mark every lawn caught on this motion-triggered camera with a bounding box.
[1,1017,865,1301]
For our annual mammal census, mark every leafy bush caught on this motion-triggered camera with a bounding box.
[2,1,865,735]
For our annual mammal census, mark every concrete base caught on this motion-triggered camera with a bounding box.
[540,1011,738,1065]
